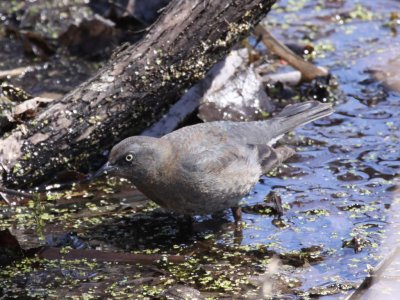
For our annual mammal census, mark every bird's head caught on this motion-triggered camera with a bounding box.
[94,136,172,184]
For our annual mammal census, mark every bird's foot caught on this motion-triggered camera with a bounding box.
[230,206,242,223]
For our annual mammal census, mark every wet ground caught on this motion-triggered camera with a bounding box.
[1,0,400,299]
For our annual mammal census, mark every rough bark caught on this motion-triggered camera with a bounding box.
[0,0,275,187]
[142,48,275,137]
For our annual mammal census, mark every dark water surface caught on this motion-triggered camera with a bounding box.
[1,0,400,299]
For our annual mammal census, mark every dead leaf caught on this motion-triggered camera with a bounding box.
[0,132,23,167]
[12,97,54,120]
[5,26,56,59]
[59,16,120,59]
[198,56,274,122]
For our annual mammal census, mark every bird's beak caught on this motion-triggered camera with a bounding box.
[91,162,116,179]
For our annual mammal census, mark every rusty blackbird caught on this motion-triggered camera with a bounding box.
[95,101,333,220]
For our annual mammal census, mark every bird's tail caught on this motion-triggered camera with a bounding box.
[274,101,333,136]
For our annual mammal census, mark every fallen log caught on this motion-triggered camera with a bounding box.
[0,0,275,187]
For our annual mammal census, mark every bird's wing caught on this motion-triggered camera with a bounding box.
[177,138,294,176]
[176,143,262,199]
[163,125,228,150]
[249,144,295,173]
[163,101,333,147]
[180,144,249,174]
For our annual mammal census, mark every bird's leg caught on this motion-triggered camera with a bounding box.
[231,207,242,223]
[231,207,244,243]
[233,224,243,245]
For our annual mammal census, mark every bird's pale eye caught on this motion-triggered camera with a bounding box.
[125,154,134,162]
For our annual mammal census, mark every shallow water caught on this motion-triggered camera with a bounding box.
[253,0,400,296]
[1,0,400,298]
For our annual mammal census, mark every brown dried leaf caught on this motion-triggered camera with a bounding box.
[12,97,54,120]
[5,26,55,59]
[59,16,120,59]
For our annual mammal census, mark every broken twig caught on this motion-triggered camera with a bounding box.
[254,25,328,82]
[0,186,35,199]
[0,67,29,79]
